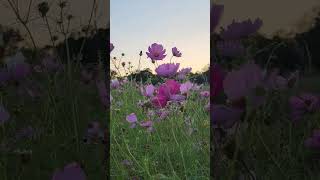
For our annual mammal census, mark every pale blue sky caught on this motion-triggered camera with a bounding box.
[110,0,210,73]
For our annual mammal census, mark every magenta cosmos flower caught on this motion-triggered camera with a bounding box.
[305,129,320,150]
[155,63,180,77]
[152,79,181,108]
[157,79,181,97]
[211,64,225,97]
[172,47,182,57]
[51,162,86,180]
[211,4,224,32]
[146,43,166,60]
[152,94,168,108]
[289,93,320,122]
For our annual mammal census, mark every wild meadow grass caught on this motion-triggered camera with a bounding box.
[212,3,320,179]
[0,58,106,179]
[110,80,210,179]
[213,75,320,180]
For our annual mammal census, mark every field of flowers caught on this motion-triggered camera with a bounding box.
[0,50,107,179]
[110,43,210,179]
[212,3,320,179]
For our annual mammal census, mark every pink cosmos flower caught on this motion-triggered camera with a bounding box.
[305,129,320,150]
[51,162,86,180]
[140,84,155,97]
[164,79,180,95]
[111,79,120,89]
[152,80,181,108]
[155,63,180,77]
[146,43,166,60]
[126,113,137,123]
[200,91,210,98]
[177,67,192,80]
[140,120,154,132]
[180,81,193,94]
[172,47,182,57]
[126,113,138,128]
[223,62,264,101]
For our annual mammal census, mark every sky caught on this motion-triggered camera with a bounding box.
[214,0,320,38]
[110,0,210,73]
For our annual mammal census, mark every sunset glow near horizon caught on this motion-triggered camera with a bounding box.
[110,0,210,74]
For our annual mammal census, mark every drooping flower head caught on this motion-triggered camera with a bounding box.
[51,162,86,180]
[211,4,224,32]
[155,63,180,77]
[146,43,166,60]
[172,47,182,57]
[110,43,114,53]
